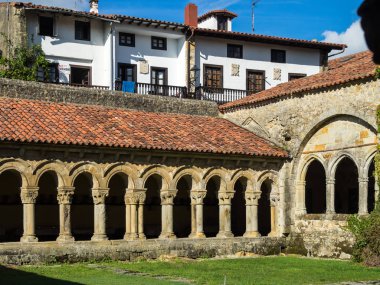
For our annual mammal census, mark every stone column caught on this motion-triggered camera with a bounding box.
[124,193,131,240]
[91,188,109,241]
[326,178,336,215]
[244,191,261,238]
[217,192,234,238]
[20,187,39,243]
[268,193,280,238]
[295,180,307,216]
[159,189,177,239]
[358,177,369,215]
[190,190,207,238]
[137,191,146,239]
[57,186,75,243]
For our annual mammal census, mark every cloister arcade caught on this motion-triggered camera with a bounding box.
[0,159,281,243]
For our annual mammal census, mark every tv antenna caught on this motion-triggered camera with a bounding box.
[252,0,261,32]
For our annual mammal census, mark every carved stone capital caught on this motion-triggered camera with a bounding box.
[92,188,109,205]
[57,187,75,204]
[190,190,207,205]
[218,192,234,205]
[125,192,140,205]
[270,193,280,207]
[21,187,39,204]
[160,190,177,205]
[245,191,261,206]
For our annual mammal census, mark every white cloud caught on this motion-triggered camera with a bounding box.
[0,0,88,11]
[194,0,240,14]
[322,20,368,58]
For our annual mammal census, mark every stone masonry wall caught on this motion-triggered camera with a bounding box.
[0,78,219,116]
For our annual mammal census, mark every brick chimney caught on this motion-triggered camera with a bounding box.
[89,0,99,13]
[185,3,198,27]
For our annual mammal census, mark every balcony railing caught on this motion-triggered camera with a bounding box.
[115,81,188,98]
[50,82,110,90]
[195,87,249,104]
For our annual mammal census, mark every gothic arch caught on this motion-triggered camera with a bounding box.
[361,148,377,178]
[297,154,326,182]
[328,151,359,179]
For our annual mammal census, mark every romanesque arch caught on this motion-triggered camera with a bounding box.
[305,159,326,214]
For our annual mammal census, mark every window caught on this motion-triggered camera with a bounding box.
[227,44,243,59]
[247,70,265,93]
[39,16,54,37]
[151,67,167,85]
[204,65,223,88]
[151,37,167,50]
[119,32,135,47]
[118,63,137,82]
[70,66,91,85]
[75,21,91,41]
[217,16,228,31]
[271,49,286,63]
[288,73,306,81]
[37,63,59,83]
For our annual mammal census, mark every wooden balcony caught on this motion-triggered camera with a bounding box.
[115,81,188,98]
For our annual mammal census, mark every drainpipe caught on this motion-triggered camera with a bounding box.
[328,47,346,58]
[110,22,115,90]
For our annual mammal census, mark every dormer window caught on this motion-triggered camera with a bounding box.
[217,16,228,31]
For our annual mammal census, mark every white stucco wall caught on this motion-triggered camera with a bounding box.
[198,16,232,31]
[26,12,111,87]
[114,24,187,87]
[195,36,321,90]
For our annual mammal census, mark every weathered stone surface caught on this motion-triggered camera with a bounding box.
[0,78,219,117]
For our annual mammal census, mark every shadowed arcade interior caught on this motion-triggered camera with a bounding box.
[368,160,376,213]
[231,177,246,237]
[258,179,271,237]
[173,175,192,238]
[305,160,326,214]
[144,174,162,239]
[204,176,220,237]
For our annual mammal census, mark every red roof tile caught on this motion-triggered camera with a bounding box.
[220,51,377,112]
[0,97,287,158]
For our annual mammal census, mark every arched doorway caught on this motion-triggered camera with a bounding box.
[35,171,59,241]
[143,174,162,239]
[305,160,326,214]
[231,177,246,237]
[204,176,220,237]
[106,173,128,240]
[71,172,94,241]
[174,175,191,238]
[0,170,23,242]
[335,157,359,214]
[368,160,376,213]
[258,179,271,236]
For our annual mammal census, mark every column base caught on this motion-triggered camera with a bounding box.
[20,235,38,243]
[216,231,234,238]
[138,233,146,240]
[243,231,261,238]
[57,234,75,243]
[91,234,108,241]
[159,232,176,239]
[189,232,206,239]
[123,233,131,240]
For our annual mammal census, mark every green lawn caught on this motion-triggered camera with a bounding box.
[1,256,380,285]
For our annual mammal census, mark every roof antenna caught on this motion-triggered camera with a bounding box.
[252,0,261,32]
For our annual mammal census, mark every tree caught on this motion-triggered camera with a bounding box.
[0,34,50,81]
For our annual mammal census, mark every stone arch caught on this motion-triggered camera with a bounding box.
[171,166,202,189]
[103,163,138,189]
[69,162,101,188]
[257,170,279,191]
[0,159,31,187]
[203,168,230,191]
[297,154,326,182]
[328,151,359,179]
[33,160,67,187]
[140,165,171,191]
[230,169,256,191]
[361,149,377,179]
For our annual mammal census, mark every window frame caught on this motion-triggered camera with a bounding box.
[70,65,92,86]
[119,32,135,47]
[150,67,168,86]
[217,16,228,31]
[151,36,167,50]
[271,49,286,63]
[288,73,307,81]
[118,63,137,82]
[203,64,224,89]
[38,16,54,37]
[75,20,91,41]
[227,44,243,59]
[246,69,266,94]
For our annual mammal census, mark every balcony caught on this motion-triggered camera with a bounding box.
[195,86,249,104]
[115,81,188,98]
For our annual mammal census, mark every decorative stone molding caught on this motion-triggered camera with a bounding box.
[218,192,234,205]
[359,177,369,183]
[190,190,207,205]
[269,193,280,207]
[160,189,178,205]
[57,187,75,204]
[125,192,140,205]
[245,191,261,206]
[92,188,109,205]
[326,178,335,185]
[21,187,39,204]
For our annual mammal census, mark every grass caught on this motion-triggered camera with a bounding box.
[1,256,380,285]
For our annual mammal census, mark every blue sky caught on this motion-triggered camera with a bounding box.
[0,0,367,55]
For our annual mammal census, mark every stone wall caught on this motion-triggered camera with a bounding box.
[0,237,285,265]
[0,78,219,116]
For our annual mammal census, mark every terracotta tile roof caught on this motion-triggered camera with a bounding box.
[0,97,287,158]
[194,28,346,51]
[220,51,377,112]
[198,9,238,22]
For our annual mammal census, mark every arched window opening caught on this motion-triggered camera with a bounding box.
[231,177,246,237]
[0,170,23,242]
[368,160,376,213]
[143,174,162,239]
[35,171,59,241]
[258,179,271,237]
[204,176,220,237]
[305,160,326,214]
[174,175,191,238]
[335,157,359,214]
[106,173,128,240]
[72,172,94,241]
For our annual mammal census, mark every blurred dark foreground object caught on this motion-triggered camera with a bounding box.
[358,0,380,64]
